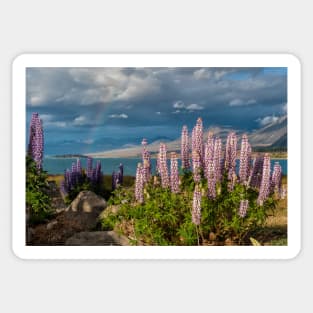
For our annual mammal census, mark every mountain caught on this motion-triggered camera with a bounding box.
[88,115,287,158]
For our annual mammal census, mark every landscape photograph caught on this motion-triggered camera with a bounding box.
[25,66,288,246]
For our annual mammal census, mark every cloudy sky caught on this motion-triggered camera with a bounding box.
[26,67,287,155]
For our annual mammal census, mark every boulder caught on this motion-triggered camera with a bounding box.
[65,231,129,246]
[66,190,107,213]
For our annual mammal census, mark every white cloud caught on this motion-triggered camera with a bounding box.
[73,115,88,126]
[257,115,279,126]
[172,110,181,114]
[186,103,204,110]
[39,114,67,128]
[156,111,161,115]
[229,98,256,106]
[109,114,128,119]
[82,139,94,144]
[173,100,185,109]
[193,68,212,80]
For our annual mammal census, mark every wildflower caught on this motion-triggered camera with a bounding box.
[271,162,282,194]
[238,199,249,218]
[141,138,151,183]
[158,143,170,188]
[181,125,190,169]
[135,163,144,203]
[249,157,264,188]
[239,134,250,184]
[257,154,271,205]
[28,112,44,170]
[225,132,237,181]
[170,152,179,193]
[192,184,202,225]
[192,151,201,183]
[213,137,222,183]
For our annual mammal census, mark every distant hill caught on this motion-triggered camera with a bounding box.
[88,115,287,158]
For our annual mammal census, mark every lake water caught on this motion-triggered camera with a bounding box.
[43,157,287,176]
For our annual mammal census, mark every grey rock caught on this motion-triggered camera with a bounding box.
[66,190,107,213]
[65,231,129,246]
[46,220,58,230]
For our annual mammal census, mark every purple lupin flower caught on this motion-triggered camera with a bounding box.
[207,157,216,200]
[238,199,249,218]
[194,117,204,166]
[159,143,170,188]
[257,154,271,205]
[118,163,124,185]
[95,160,102,184]
[141,138,151,183]
[170,152,179,193]
[112,171,117,191]
[156,153,161,176]
[192,184,202,225]
[181,125,190,169]
[271,162,282,194]
[71,162,77,185]
[86,157,93,180]
[249,157,264,188]
[239,134,250,185]
[28,113,44,170]
[225,132,237,176]
[213,137,222,183]
[192,151,201,183]
[65,169,72,191]
[135,163,144,203]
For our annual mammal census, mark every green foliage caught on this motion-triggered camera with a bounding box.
[100,171,278,246]
[26,156,53,225]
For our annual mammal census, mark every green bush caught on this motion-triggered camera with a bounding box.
[101,171,277,246]
[26,156,53,225]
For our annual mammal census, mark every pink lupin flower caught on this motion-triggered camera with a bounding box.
[181,125,190,169]
[192,151,201,183]
[225,132,237,181]
[204,132,214,179]
[238,199,249,218]
[170,152,179,193]
[141,138,151,183]
[239,134,250,185]
[271,162,282,194]
[192,184,202,225]
[213,137,222,183]
[135,163,144,203]
[249,157,264,188]
[194,117,204,165]
[159,143,170,188]
[257,153,271,205]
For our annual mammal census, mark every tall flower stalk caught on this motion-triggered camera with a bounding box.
[28,112,44,170]
[271,162,282,194]
[192,184,202,226]
[158,143,169,188]
[141,138,151,183]
[170,152,179,193]
[135,163,144,203]
[213,137,222,183]
[181,125,190,169]
[225,132,237,180]
[257,154,271,205]
[239,134,250,185]
[238,199,249,218]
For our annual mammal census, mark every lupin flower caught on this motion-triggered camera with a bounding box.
[181,125,190,169]
[86,157,93,180]
[158,143,170,188]
[192,151,201,183]
[204,132,214,179]
[141,138,151,183]
[225,132,237,177]
[193,117,204,166]
[239,134,250,184]
[28,112,44,170]
[238,199,249,218]
[112,171,117,191]
[95,160,102,184]
[135,163,144,203]
[170,152,179,193]
[249,157,264,188]
[71,162,77,185]
[118,163,124,185]
[257,154,271,205]
[213,138,222,183]
[271,162,282,194]
[192,184,202,225]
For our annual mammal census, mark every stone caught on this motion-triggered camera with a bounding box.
[65,231,129,246]
[46,220,58,230]
[66,190,107,213]
[98,205,120,221]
